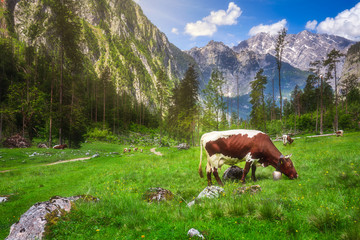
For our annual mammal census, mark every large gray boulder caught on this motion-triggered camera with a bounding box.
[6,195,97,240]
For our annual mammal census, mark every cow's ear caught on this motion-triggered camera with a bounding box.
[285,154,292,159]
[279,155,285,164]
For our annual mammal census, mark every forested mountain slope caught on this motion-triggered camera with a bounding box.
[0,0,197,144]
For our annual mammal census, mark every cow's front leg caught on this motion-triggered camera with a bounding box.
[251,164,257,182]
[241,161,252,184]
[213,167,224,186]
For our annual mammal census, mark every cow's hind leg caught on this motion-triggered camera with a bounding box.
[213,167,224,186]
[206,163,213,186]
[251,164,257,182]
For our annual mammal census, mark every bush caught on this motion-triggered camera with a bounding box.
[85,128,118,143]
[266,120,283,136]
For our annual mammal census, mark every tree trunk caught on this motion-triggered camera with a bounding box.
[272,77,275,120]
[262,90,266,132]
[59,46,64,145]
[0,111,2,141]
[278,68,282,121]
[334,68,338,131]
[320,75,324,135]
[236,77,239,127]
[49,67,54,147]
[103,78,106,129]
[94,81,97,123]
[69,81,74,148]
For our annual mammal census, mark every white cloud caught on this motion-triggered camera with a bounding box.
[248,19,287,36]
[204,2,242,26]
[315,2,360,41]
[185,2,242,38]
[171,28,179,35]
[305,20,318,30]
[185,21,217,37]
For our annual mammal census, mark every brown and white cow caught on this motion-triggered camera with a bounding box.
[335,130,344,137]
[282,134,294,146]
[53,144,68,149]
[199,129,298,186]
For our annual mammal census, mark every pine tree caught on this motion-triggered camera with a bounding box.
[291,85,302,133]
[168,65,199,144]
[250,69,267,131]
[341,74,358,113]
[156,69,170,144]
[45,0,82,144]
[309,60,322,132]
[324,48,343,131]
[202,69,227,131]
[275,28,287,122]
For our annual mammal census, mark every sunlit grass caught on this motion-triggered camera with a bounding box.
[0,133,359,239]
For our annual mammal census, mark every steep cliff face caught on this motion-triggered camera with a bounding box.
[340,42,360,84]
[11,0,195,106]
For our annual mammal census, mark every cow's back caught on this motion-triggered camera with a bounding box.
[202,130,264,160]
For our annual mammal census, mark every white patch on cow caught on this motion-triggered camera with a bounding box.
[201,129,263,146]
[282,135,288,145]
[208,152,258,170]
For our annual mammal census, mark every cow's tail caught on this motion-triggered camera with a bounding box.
[198,137,204,178]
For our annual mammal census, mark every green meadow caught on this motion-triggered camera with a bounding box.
[0,133,359,239]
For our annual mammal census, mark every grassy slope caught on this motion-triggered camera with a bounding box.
[0,133,359,239]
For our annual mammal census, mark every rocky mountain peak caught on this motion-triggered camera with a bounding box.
[233,31,355,72]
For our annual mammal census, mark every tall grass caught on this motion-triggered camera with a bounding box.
[0,133,359,239]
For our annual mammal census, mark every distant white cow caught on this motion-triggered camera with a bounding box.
[336,130,344,137]
[282,135,294,146]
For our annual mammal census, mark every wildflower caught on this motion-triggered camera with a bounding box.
[96,229,100,232]
[141,235,145,238]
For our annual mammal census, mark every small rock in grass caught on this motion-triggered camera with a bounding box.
[143,187,174,203]
[187,186,225,207]
[222,166,243,182]
[234,185,262,195]
[187,228,204,239]
[177,143,190,150]
[0,196,8,203]
[29,152,38,157]
[37,143,48,149]
[91,153,100,158]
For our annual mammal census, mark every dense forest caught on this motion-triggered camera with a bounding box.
[1,0,359,148]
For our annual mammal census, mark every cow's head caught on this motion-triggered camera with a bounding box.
[278,154,298,179]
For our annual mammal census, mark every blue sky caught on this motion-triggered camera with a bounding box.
[135,0,360,50]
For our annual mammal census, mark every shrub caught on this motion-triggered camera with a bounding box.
[85,128,118,143]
